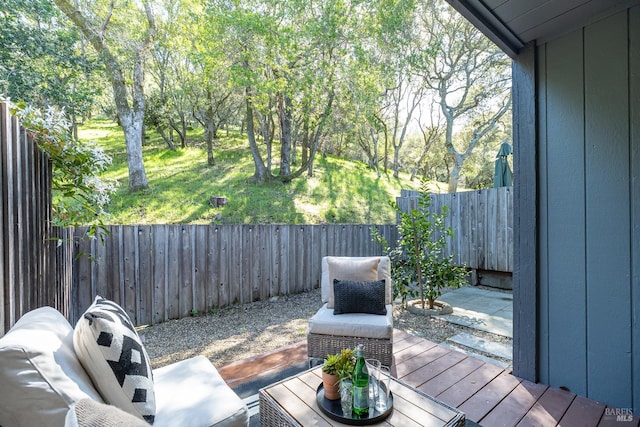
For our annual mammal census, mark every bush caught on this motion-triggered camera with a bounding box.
[9,100,117,239]
[372,184,468,309]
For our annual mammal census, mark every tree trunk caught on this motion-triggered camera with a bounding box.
[383,127,389,173]
[257,111,273,172]
[448,158,463,193]
[301,117,309,166]
[410,150,428,181]
[281,90,334,183]
[393,147,401,178]
[245,90,270,182]
[204,102,217,165]
[371,128,380,178]
[156,125,176,151]
[278,94,292,177]
[54,0,153,192]
[205,106,217,166]
[120,112,148,191]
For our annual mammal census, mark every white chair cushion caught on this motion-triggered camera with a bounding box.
[0,307,103,427]
[65,399,149,427]
[308,304,394,339]
[322,256,392,308]
[74,296,156,423]
[153,356,249,427]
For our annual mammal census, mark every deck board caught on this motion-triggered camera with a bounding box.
[457,370,522,422]
[418,356,486,397]
[395,344,451,378]
[559,395,606,427]
[434,359,505,407]
[218,329,630,426]
[516,386,576,426]
[479,379,548,426]
[404,350,468,388]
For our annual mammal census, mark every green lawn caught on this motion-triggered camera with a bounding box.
[79,119,425,225]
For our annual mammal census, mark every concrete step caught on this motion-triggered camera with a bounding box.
[439,342,512,369]
[448,332,513,360]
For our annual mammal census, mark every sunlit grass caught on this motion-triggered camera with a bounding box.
[78,119,425,225]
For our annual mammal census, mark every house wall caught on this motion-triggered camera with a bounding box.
[536,6,640,410]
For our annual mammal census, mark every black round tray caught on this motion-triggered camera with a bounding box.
[315,384,393,426]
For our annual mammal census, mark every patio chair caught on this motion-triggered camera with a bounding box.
[307,256,394,366]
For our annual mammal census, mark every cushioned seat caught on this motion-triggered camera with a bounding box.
[308,304,393,339]
[154,356,249,427]
[307,256,394,366]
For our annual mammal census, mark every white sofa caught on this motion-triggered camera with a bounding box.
[0,306,249,427]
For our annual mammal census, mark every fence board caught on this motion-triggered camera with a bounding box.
[395,188,513,273]
[207,226,220,311]
[1,102,71,331]
[243,225,255,302]
[268,226,279,297]
[229,224,242,304]
[122,226,136,322]
[4,109,17,327]
[279,225,291,295]
[138,225,153,325]
[0,105,6,335]
[218,225,230,307]
[151,225,166,324]
[179,225,193,317]
[166,226,180,320]
[194,225,207,315]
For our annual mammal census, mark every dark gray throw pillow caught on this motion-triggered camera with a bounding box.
[333,279,387,315]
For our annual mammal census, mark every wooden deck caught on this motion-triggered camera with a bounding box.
[219,329,637,426]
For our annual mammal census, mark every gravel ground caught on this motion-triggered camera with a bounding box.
[139,286,512,370]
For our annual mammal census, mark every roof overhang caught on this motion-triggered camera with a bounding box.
[445,0,640,58]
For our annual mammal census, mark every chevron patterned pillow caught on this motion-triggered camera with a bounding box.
[74,296,155,424]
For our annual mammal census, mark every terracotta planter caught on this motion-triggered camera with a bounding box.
[407,299,453,316]
[322,371,340,400]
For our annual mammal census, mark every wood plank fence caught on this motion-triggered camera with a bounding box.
[71,187,514,327]
[0,102,73,335]
[397,187,513,273]
[71,224,397,326]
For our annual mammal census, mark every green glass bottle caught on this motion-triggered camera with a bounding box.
[352,344,369,416]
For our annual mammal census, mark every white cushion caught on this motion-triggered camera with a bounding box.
[153,356,249,427]
[308,304,394,339]
[74,296,156,423]
[321,256,392,308]
[65,399,150,427]
[0,307,103,427]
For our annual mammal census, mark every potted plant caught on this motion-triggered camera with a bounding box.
[321,348,355,400]
[372,182,468,314]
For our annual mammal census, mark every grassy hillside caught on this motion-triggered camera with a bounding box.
[78,119,428,225]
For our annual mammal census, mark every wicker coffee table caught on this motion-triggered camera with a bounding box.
[259,366,465,426]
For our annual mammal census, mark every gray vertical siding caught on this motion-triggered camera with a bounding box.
[512,41,537,382]
[544,29,588,396]
[584,12,632,407]
[631,6,640,414]
[538,7,639,410]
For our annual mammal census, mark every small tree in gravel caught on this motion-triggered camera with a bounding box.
[372,184,467,309]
